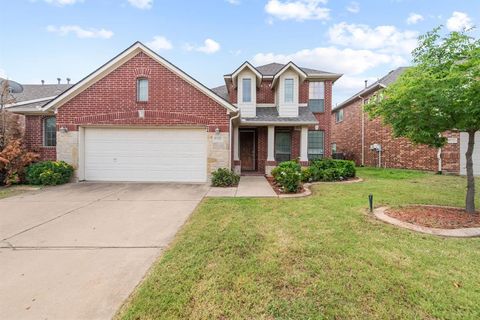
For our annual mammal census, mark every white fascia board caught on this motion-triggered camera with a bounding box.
[272,62,308,87]
[230,62,262,87]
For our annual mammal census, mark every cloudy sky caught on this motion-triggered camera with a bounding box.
[0,0,478,104]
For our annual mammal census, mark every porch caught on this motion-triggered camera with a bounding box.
[233,125,324,175]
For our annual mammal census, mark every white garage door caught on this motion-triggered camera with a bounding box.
[460,131,480,176]
[84,128,207,182]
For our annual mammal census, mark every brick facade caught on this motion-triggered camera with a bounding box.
[56,52,230,133]
[24,115,56,161]
[331,93,460,174]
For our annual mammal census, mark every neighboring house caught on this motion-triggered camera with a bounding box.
[9,42,342,182]
[331,67,479,176]
[215,61,341,175]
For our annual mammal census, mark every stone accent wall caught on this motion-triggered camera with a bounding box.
[56,131,79,168]
[207,132,230,176]
[331,91,460,174]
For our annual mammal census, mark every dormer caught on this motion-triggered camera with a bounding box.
[230,62,262,118]
[272,62,307,117]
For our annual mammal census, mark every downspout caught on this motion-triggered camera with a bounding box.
[358,95,365,166]
[228,110,241,170]
[437,133,443,174]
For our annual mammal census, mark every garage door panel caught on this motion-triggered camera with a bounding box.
[84,128,207,182]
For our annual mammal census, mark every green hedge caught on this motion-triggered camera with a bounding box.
[26,161,74,185]
[305,159,356,182]
[211,168,240,187]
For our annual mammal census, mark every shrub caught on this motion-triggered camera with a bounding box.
[211,168,240,187]
[309,159,356,182]
[0,139,39,186]
[271,160,302,193]
[301,167,312,183]
[26,161,74,185]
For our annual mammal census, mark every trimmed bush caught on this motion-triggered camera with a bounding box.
[26,161,74,185]
[309,159,356,182]
[271,160,302,193]
[211,168,240,187]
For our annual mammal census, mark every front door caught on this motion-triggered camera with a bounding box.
[240,130,255,171]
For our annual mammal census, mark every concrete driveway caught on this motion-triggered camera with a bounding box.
[0,182,209,320]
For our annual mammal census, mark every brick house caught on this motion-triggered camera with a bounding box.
[331,67,479,175]
[8,42,342,182]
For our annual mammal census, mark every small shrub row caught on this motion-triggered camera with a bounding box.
[26,161,74,186]
[271,161,302,193]
[211,168,240,187]
[303,158,356,182]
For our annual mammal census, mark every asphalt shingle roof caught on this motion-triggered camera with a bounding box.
[242,107,318,124]
[252,62,333,76]
[211,85,229,101]
[12,84,73,103]
[334,67,408,110]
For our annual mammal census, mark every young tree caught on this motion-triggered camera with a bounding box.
[366,27,480,213]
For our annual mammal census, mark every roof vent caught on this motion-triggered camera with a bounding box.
[41,80,45,85]
[57,78,61,84]
[364,80,368,88]
[66,78,71,84]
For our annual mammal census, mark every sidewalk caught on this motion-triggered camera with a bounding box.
[206,176,277,198]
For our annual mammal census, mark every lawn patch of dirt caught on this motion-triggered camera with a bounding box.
[386,206,480,229]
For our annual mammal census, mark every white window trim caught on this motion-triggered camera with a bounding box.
[241,77,253,103]
[43,116,56,147]
[137,78,149,102]
[284,78,295,104]
[335,109,344,123]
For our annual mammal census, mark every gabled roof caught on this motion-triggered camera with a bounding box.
[271,61,308,87]
[334,67,409,111]
[41,41,237,113]
[229,61,262,87]
[12,84,73,103]
[211,85,229,101]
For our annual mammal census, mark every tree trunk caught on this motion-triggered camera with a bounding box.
[465,130,476,214]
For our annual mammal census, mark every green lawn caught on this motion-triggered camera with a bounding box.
[117,168,480,320]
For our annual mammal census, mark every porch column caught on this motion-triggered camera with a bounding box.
[267,125,275,161]
[300,126,308,162]
[233,125,239,161]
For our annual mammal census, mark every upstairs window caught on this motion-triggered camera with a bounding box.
[137,78,149,102]
[242,78,252,103]
[335,109,344,123]
[284,78,294,103]
[308,82,325,112]
[43,117,56,147]
[308,131,324,160]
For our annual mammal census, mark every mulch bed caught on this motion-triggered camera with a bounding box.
[265,176,305,195]
[386,206,480,229]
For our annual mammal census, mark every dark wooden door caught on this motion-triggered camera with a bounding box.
[240,131,255,171]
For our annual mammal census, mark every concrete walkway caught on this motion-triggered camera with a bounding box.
[206,176,277,198]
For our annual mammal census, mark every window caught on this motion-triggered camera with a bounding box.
[335,109,344,123]
[242,78,252,103]
[284,78,294,103]
[275,131,291,162]
[137,78,148,102]
[308,131,324,160]
[43,117,56,147]
[308,82,325,112]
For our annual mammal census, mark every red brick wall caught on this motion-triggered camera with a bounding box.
[24,115,56,160]
[56,52,230,133]
[257,127,267,173]
[307,80,332,158]
[331,93,460,173]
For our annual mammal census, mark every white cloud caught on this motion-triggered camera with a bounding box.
[406,13,424,25]
[46,25,114,39]
[186,38,221,54]
[127,0,153,9]
[446,11,473,31]
[328,22,418,55]
[226,0,240,4]
[146,36,173,51]
[346,1,359,13]
[252,46,406,75]
[265,0,330,21]
[43,0,83,6]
